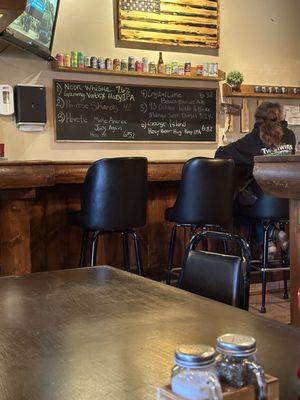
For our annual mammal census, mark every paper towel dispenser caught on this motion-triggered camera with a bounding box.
[14,85,46,131]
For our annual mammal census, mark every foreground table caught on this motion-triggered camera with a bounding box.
[254,155,300,326]
[0,266,299,399]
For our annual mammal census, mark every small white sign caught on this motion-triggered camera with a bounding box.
[284,105,300,125]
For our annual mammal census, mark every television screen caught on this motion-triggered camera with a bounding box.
[1,0,60,60]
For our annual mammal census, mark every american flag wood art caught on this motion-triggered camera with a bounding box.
[118,0,219,49]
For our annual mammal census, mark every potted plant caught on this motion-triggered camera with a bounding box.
[227,70,244,91]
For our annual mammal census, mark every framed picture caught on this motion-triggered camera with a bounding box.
[115,0,219,51]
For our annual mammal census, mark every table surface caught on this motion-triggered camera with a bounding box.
[0,266,299,400]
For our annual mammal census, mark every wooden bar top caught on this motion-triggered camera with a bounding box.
[0,160,185,189]
[254,154,300,199]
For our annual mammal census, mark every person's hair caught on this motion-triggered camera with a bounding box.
[254,102,283,148]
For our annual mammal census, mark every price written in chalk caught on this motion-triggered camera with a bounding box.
[54,80,217,142]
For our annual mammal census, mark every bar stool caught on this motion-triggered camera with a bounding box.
[165,157,235,284]
[235,180,289,313]
[73,157,147,275]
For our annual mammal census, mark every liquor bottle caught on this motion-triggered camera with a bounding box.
[240,98,250,133]
[157,51,164,74]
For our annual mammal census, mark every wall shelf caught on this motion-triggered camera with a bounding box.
[51,61,226,82]
[223,83,300,99]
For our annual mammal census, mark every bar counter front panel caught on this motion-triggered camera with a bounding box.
[0,160,186,278]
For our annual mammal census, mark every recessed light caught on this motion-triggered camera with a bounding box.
[0,14,4,19]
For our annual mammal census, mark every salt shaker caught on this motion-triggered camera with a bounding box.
[171,344,223,400]
[215,334,267,400]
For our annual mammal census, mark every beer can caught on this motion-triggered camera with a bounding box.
[203,63,209,76]
[128,56,135,71]
[98,57,105,69]
[56,53,64,67]
[84,56,91,68]
[71,51,78,68]
[71,51,78,59]
[142,57,148,73]
[121,59,128,71]
[184,62,191,75]
[208,62,218,77]
[63,54,71,67]
[148,61,156,74]
[212,62,218,77]
[105,58,113,70]
[165,64,172,75]
[196,64,204,76]
[91,56,98,69]
[171,61,178,75]
[113,58,121,71]
[78,52,84,68]
[135,60,142,72]
[178,64,185,75]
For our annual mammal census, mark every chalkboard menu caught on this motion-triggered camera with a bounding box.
[54,80,217,142]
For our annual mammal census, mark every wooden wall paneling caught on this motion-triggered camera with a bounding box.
[65,184,83,268]
[44,186,70,270]
[146,181,187,280]
[30,188,47,273]
[0,198,31,275]
[289,199,300,326]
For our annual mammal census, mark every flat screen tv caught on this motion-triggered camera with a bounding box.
[1,0,60,60]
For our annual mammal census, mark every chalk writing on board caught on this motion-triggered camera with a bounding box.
[54,80,217,142]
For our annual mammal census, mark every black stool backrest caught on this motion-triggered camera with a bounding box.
[180,250,244,308]
[237,180,289,220]
[178,231,251,310]
[171,157,235,225]
[81,157,147,231]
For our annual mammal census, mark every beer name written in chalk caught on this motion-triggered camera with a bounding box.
[54,80,216,142]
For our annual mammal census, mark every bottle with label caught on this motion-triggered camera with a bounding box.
[157,51,164,74]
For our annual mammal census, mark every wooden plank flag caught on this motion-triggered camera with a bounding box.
[118,0,219,48]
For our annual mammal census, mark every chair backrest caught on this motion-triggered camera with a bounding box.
[171,157,235,225]
[237,180,289,220]
[180,250,245,308]
[178,231,251,310]
[81,157,147,231]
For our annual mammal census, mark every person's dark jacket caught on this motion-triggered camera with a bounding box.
[215,121,296,166]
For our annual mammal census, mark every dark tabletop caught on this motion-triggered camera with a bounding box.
[0,266,299,400]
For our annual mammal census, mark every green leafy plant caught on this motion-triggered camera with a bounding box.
[227,70,244,90]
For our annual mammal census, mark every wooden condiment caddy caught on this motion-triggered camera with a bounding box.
[157,375,279,400]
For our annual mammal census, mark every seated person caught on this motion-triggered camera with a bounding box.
[215,101,295,255]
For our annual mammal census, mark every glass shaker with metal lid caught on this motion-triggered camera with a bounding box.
[215,334,267,400]
[171,344,223,400]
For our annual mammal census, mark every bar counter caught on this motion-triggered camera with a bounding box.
[254,155,300,326]
[0,160,185,278]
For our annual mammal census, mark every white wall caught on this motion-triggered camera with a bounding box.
[0,0,299,161]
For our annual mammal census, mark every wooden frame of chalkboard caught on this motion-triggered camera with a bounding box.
[53,79,218,143]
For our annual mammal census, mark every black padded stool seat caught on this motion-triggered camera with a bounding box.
[235,180,289,313]
[73,157,147,275]
[236,180,289,221]
[166,157,235,284]
[178,231,251,310]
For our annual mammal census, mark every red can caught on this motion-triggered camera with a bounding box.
[135,60,142,72]
[56,53,64,67]
[184,62,191,75]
